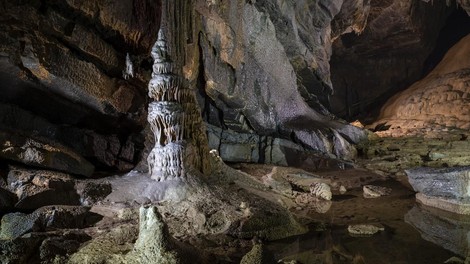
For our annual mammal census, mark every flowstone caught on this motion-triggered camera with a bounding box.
[147,28,210,181]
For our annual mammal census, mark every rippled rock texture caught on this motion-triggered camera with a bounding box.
[0,0,158,174]
[373,33,470,135]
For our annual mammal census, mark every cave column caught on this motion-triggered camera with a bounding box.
[147,1,210,181]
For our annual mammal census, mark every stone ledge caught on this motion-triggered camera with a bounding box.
[416,193,470,215]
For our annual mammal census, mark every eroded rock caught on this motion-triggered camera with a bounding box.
[363,185,392,199]
[0,206,101,240]
[126,206,188,264]
[347,224,384,236]
[1,132,94,177]
[7,167,80,210]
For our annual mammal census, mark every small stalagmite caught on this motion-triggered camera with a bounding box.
[147,29,210,181]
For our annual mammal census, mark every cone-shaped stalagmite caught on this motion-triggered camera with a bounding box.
[147,29,210,181]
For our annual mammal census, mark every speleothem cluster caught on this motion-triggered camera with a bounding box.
[147,29,210,181]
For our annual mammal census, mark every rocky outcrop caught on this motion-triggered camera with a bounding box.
[207,124,354,169]
[372,33,470,136]
[0,132,94,177]
[240,243,276,264]
[6,167,81,210]
[0,0,154,174]
[195,0,368,161]
[406,166,470,214]
[330,0,453,120]
[0,206,100,240]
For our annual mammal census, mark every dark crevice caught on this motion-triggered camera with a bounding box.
[197,32,227,129]
[422,7,470,76]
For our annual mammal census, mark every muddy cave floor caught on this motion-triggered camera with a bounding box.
[4,129,470,264]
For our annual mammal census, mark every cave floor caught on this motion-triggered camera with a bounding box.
[231,164,462,264]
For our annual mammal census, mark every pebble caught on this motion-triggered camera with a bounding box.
[363,185,392,198]
[348,224,384,236]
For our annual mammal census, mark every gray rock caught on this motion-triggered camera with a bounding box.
[0,132,94,177]
[219,129,260,163]
[0,212,39,240]
[0,104,137,172]
[198,1,368,160]
[406,166,470,200]
[7,167,81,210]
[76,181,113,206]
[207,124,352,170]
[0,206,101,240]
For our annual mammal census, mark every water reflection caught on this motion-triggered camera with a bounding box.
[405,204,470,257]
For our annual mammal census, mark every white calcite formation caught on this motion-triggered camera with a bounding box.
[147,29,210,181]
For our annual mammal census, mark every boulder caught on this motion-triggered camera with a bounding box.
[75,181,113,206]
[0,131,94,177]
[406,166,470,214]
[0,206,101,240]
[406,166,470,200]
[7,167,81,210]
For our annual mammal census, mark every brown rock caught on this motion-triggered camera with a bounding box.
[0,132,94,177]
[7,167,80,210]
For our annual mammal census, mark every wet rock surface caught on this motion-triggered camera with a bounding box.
[405,204,470,257]
[363,185,392,199]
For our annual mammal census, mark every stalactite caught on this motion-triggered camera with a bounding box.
[147,2,211,181]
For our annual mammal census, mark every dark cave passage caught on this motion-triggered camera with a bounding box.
[422,7,470,76]
[329,3,470,124]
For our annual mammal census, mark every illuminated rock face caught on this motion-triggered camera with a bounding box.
[147,30,210,181]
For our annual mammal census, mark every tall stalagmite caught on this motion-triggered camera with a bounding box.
[147,27,210,181]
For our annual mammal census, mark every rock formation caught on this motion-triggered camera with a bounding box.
[372,33,470,136]
[406,166,470,214]
[147,27,210,181]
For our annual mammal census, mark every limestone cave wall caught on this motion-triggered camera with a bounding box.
[1,0,469,175]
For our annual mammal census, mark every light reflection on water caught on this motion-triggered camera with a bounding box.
[266,181,468,264]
